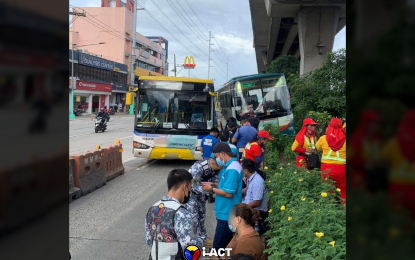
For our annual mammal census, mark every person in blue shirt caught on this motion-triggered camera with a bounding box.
[200,127,219,160]
[218,130,239,160]
[232,114,258,158]
[201,143,243,252]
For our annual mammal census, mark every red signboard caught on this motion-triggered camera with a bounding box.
[76,80,112,93]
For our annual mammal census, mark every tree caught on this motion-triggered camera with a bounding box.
[266,55,300,80]
[290,49,346,132]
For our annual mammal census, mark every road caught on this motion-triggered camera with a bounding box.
[70,114,146,172]
[69,115,216,259]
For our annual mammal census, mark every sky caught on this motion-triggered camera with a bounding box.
[70,0,346,88]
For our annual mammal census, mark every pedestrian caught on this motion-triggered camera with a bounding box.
[218,130,239,160]
[145,169,203,260]
[291,118,318,169]
[226,204,267,260]
[232,114,258,158]
[201,143,243,252]
[242,130,273,177]
[247,111,260,130]
[241,159,268,234]
[118,103,123,112]
[200,127,220,160]
[187,157,223,248]
[316,118,346,204]
[227,122,237,139]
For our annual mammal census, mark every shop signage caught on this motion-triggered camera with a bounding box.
[78,53,115,71]
[112,83,129,92]
[76,80,112,92]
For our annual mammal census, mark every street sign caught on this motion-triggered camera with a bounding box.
[183,56,196,69]
[71,77,77,89]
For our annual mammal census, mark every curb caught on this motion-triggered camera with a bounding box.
[124,159,155,174]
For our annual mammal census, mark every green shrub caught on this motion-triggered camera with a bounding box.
[263,165,346,259]
[264,124,296,161]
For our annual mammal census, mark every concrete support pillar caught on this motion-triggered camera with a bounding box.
[87,94,93,114]
[298,6,340,75]
[69,91,72,114]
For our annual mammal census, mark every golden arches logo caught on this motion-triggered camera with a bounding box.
[183,56,196,68]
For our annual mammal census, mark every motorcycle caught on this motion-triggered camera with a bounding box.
[108,108,116,115]
[74,109,83,116]
[94,116,107,133]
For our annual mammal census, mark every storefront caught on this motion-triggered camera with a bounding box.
[110,83,129,112]
[70,79,112,114]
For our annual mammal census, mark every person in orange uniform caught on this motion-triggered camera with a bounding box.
[291,118,318,168]
[316,118,346,204]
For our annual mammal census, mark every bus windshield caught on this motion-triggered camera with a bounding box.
[136,81,213,130]
[237,75,291,116]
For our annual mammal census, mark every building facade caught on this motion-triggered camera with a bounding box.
[69,49,128,114]
[69,0,169,93]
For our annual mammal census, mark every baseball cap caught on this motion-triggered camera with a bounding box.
[258,130,274,140]
[212,143,237,157]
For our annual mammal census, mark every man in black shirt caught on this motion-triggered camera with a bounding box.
[248,110,260,130]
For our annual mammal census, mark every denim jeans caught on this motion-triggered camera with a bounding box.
[213,218,234,251]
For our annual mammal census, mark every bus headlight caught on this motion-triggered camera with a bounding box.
[134,141,150,149]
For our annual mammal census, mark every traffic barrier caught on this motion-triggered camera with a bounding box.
[102,142,125,181]
[69,158,81,203]
[70,150,106,196]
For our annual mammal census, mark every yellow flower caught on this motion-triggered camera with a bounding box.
[329,241,335,247]
[264,166,268,170]
[311,200,314,203]
[288,217,293,221]
[268,180,271,183]
[271,191,274,194]
[307,171,310,174]
[325,178,328,181]
[280,205,286,211]
[311,210,316,213]
[280,167,283,170]
[268,209,272,213]
[287,163,290,166]
[315,232,324,238]
[336,188,341,192]
[301,196,306,201]
[294,171,297,174]
[299,179,303,182]
[321,192,328,197]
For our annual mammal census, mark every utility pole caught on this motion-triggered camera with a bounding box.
[129,1,145,115]
[174,54,177,77]
[207,31,214,79]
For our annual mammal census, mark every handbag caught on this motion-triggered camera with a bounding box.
[305,153,321,170]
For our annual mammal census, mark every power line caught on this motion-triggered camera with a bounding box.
[165,0,208,48]
[174,0,208,42]
[148,0,208,58]
[136,3,206,64]
[184,0,210,34]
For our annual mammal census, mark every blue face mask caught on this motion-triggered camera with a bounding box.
[228,224,237,233]
[216,157,225,166]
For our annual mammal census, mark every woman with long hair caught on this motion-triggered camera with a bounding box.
[291,118,318,168]
[226,204,267,260]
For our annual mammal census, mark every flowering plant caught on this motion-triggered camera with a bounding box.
[264,164,346,259]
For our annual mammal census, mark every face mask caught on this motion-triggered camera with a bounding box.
[216,156,225,166]
[307,129,315,135]
[228,217,238,233]
[182,188,190,204]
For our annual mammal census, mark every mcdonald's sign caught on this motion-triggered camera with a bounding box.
[183,56,196,69]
